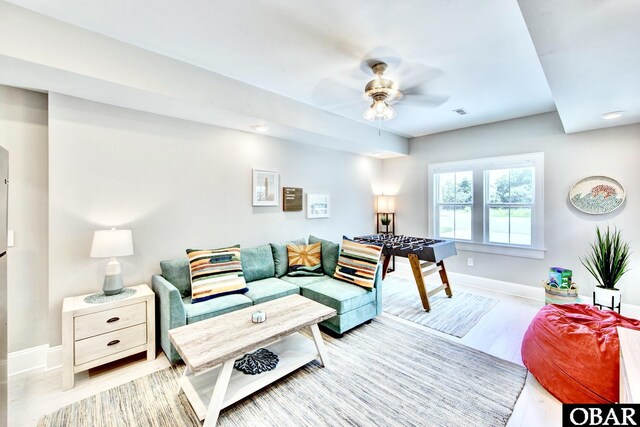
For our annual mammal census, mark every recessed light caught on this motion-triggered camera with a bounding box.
[601,111,624,120]
[453,108,468,115]
[252,124,270,133]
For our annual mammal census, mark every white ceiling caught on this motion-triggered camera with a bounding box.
[6,0,558,138]
[518,0,640,133]
[6,0,638,139]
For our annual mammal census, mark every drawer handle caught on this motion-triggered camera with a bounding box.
[107,340,120,346]
[106,317,120,323]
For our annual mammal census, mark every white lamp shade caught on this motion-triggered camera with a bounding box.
[90,229,134,258]
[377,196,396,213]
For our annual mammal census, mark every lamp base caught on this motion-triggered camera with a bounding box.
[103,273,124,295]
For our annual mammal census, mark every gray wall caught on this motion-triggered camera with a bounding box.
[47,93,382,346]
[383,112,640,305]
[0,85,49,352]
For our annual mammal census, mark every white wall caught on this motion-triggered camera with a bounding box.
[383,112,640,305]
[0,85,49,352]
[47,93,383,345]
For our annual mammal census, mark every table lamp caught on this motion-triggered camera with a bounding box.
[90,228,134,295]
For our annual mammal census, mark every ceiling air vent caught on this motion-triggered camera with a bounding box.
[453,108,468,115]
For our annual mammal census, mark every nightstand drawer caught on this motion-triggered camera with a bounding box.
[74,302,146,340]
[75,323,147,366]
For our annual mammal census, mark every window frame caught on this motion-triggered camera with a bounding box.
[428,153,545,259]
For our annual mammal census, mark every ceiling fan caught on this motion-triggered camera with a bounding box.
[361,60,451,122]
[362,61,402,121]
[310,50,450,124]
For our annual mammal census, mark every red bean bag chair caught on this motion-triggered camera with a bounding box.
[521,303,640,403]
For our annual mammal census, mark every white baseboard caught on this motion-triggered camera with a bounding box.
[8,344,63,377]
[46,345,63,371]
[8,344,48,376]
[391,258,640,320]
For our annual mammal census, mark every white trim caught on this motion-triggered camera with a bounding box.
[8,344,63,376]
[454,241,546,259]
[47,345,63,371]
[8,344,48,376]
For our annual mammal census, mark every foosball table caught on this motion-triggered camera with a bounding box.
[353,234,457,312]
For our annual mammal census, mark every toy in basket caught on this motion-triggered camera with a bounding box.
[543,267,579,305]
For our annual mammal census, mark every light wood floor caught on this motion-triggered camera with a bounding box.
[9,268,563,427]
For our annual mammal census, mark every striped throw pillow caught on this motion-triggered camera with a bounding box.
[186,245,248,303]
[286,242,323,277]
[333,237,382,289]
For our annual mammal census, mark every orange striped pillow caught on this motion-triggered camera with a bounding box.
[333,237,383,289]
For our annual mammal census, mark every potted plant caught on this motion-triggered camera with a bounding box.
[580,225,631,309]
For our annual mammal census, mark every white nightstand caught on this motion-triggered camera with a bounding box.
[62,284,155,390]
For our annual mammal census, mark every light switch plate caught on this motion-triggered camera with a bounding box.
[7,230,14,247]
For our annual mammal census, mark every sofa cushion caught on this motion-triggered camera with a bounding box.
[241,244,276,282]
[287,242,323,277]
[302,278,375,314]
[245,277,300,305]
[333,237,383,289]
[280,274,331,288]
[160,258,191,298]
[309,235,340,276]
[186,245,248,303]
[182,294,253,324]
[270,238,307,277]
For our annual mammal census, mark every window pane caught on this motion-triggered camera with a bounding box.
[489,207,510,243]
[509,168,534,203]
[488,169,510,203]
[438,173,455,203]
[510,207,532,245]
[454,206,472,240]
[455,171,473,204]
[439,206,455,238]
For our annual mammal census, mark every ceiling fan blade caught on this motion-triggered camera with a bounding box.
[311,77,367,109]
[402,93,451,108]
[394,63,446,91]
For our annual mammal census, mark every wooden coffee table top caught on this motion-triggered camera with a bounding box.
[169,294,336,374]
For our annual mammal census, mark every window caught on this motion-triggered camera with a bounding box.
[435,171,473,240]
[429,153,544,259]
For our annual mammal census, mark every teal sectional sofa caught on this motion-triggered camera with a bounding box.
[152,236,383,363]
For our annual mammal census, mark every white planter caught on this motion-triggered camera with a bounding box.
[593,286,621,309]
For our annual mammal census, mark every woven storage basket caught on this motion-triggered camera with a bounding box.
[543,281,579,305]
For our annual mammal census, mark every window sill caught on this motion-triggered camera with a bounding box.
[453,241,546,259]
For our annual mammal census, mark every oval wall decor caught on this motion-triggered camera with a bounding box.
[569,176,625,215]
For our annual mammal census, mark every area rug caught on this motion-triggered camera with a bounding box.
[38,315,526,427]
[383,275,499,337]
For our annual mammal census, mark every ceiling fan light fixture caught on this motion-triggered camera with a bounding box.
[364,100,395,122]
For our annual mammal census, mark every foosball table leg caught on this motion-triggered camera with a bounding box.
[408,254,432,312]
[408,254,454,312]
[438,261,453,298]
[381,255,392,280]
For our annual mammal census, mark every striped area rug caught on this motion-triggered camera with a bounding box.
[383,275,499,337]
[39,315,526,427]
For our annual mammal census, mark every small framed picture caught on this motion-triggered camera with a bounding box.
[307,193,330,219]
[252,169,279,206]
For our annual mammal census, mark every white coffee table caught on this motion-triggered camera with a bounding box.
[169,294,336,426]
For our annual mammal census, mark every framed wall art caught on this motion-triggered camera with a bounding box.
[252,169,279,206]
[569,175,625,215]
[283,187,303,211]
[306,193,330,219]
